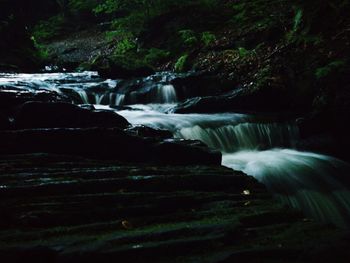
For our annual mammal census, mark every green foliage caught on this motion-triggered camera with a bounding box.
[68,0,99,12]
[174,54,189,72]
[230,0,289,32]
[30,36,49,60]
[32,15,66,42]
[315,60,346,79]
[238,47,250,57]
[292,8,303,33]
[178,30,198,48]
[110,13,145,35]
[201,31,216,47]
[105,31,119,41]
[93,0,118,14]
[114,38,136,55]
[144,48,170,66]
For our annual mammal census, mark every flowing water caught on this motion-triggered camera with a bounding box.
[1,71,350,227]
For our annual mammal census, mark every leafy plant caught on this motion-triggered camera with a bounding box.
[174,54,189,72]
[292,8,303,33]
[32,15,66,42]
[201,31,216,46]
[144,48,170,66]
[114,38,136,55]
[30,36,49,60]
[238,47,250,57]
[105,31,119,41]
[315,60,346,79]
[68,0,100,13]
[93,0,118,14]
[178,30,198,48]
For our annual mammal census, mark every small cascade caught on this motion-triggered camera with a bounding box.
[115,93,125,106]
[77,90,89,104]
[94,94,105,104]
[222,150,350,227]
[117,106,350,227]
[156,84,177,103]
[176,122,298,153]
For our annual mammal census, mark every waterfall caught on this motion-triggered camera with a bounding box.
[156,84,177,103]
[2,71,350,227]
[115,94,125,106]
[176,122,298,153]
[222,150,350,227]
[117,106,350,227]
[77,90,89,104]
[94,94,105,104]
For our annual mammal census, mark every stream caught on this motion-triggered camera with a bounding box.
[1,71,350,228]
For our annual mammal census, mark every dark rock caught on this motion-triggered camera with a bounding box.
[174,86,291,114]
[297,113,350,162]
[92,59,155,79]
[125,125,173,139]
[13,102,130,129]
[0,63,20,73]
[0,112,10,130]
[0,128,221,165]
[171,73,237,100]
[0,154,349,263]
[0,88,69,110]
[154,139,222,165]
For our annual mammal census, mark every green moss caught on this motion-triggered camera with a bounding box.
[144,48,170,66]
[69,0,99,12]
[30,36,49,60]
[178,30,198,48]
[315,60,346,79]
[114,38,137,55]
[174,54,189,72]
[238,47,250,57]
[201,31,216,47]
[32,15,66,43]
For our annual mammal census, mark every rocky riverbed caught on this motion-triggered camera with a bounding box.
[1,71,350,262]
[1,154,350,263]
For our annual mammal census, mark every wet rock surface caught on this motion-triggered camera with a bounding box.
[0,87,69,110]
[174,87,291,114]
[0,154,349,263]
[0,128,221,165]
[12,102,130,130]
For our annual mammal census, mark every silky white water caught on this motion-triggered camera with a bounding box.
[2,71,350,227]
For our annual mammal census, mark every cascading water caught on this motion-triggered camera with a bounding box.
[2,71,350,227]
[156,84,177,103]
[116,104,350,228]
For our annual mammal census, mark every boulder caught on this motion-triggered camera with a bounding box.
[0,88,69,110]
[174,86,291,114]
[0,112,10,130]
[125,125,173,139]
[13,102,130,129]
[171,73,236,100]
[0,128,221,165]
[154,139,222,165]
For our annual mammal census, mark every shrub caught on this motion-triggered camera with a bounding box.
[201,31,216,46]
[114,38,136,55]
[315,60,346,79]
[30,36,49,60]
[178,30,198,48]
[238,47,250,57]
[144,48,170,66]
[32,15,65,42]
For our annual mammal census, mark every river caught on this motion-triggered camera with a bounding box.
[1,71,350,227]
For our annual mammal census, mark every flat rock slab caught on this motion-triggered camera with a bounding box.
[0,154,349,263]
